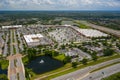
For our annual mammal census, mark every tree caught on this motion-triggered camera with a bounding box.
[72,62,78,68]
[22,46,27,54]
[44,49,52,57]
[63,56,71,64]
[25,68,32,80]
[116,43,120,50]
[102,41,108,46]
[92,54,98,61]
[61,44,65,49]
[52,50,59,57]
[82,58,88,65]
[27,48,37,61]
[92,52,98,61]
[54,44,58,49]
[103,48,114,56]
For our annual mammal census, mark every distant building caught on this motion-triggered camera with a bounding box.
[76,29,108,38]
[2,25,22,29]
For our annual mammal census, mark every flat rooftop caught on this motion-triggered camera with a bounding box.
[76,29,108,38]
[2,25,22,29]
[24,34,43,43]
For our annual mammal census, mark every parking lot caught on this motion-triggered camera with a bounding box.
[49,26,88,45]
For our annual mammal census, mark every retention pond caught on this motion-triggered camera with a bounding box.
[27,56,64,74]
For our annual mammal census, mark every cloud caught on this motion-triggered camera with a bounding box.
[0,0,120,10]
[31,0,54,5]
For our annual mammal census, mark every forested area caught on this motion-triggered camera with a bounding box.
[0,11,120,30]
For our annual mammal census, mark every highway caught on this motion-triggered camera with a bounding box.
[14,30,25,80]
[81,63,120,80]
[9,59,17,80]
[8,29,25,80]
[8,30,17,80]
[52,58,120,80]
[16,57,26,80]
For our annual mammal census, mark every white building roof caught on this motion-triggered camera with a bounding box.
[76,29,108,37]
[24,34,43,43]
[64,24,71,27]
[2,25,22,29]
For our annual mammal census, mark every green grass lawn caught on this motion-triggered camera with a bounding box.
[53,54,65,61]
[0,60,9,70]
[61,21,76,25]
[74,20,90,29]
[13,46,16,54]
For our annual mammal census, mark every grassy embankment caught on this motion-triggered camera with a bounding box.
[0,59,9,70]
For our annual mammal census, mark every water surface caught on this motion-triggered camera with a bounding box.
[27,56,64,74]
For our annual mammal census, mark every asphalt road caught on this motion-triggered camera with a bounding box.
[8,29,25,80]
[10,30,13,55]
[8,30,17,80]
[9,60,17,80]
[14,30,25,80]
[16,57,26,80]
[10,74,17,80]
[52,58,120,80]
[81,63,120,80]
[3,33,9,56]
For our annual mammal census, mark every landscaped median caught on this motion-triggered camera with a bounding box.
[33,54,120,80]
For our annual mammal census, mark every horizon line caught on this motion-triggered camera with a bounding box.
[0,9,120,12]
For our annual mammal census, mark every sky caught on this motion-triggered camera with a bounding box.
[0,0,120,11]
